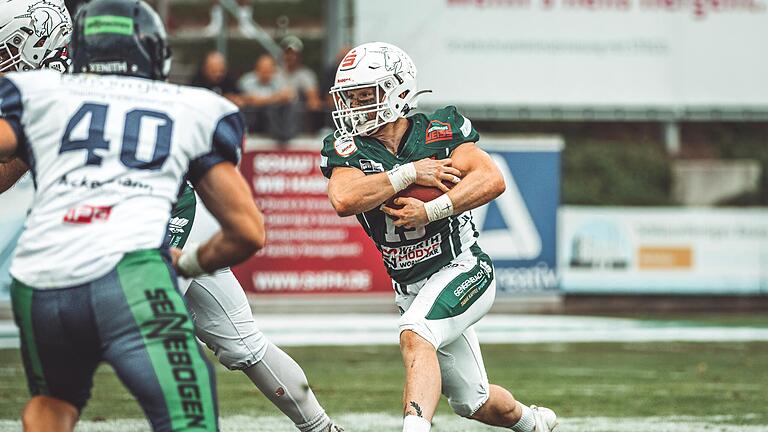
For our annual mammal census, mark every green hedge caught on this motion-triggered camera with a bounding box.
[562,139,672,206]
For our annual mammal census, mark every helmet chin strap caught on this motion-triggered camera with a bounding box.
[404,89,432,114]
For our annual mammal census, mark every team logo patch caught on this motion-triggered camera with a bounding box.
[359,159,384,173]
[63,205,112,224]
[334,137,357,157]
[425,120,453,144]
[339,48,364,71]
[84,15,134,36]
[168,217,189,234]
[16,0,72,39]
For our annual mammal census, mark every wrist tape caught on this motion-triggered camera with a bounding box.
[424,194,454,222]
[386,162,416,193]
[178,242,206,278]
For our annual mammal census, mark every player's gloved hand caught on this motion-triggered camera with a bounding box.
[382,197,429,229]
[412,158,461,192]
[40,47,71,74]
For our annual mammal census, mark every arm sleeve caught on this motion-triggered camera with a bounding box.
[188,111,245,184]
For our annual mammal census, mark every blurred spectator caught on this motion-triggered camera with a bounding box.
[238,54,297,144]
[280,35,323,132]
[190,51,244,106]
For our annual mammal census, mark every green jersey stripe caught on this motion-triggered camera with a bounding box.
[10,280,49,395]
[168,184,197,249]
[116,250,217,431]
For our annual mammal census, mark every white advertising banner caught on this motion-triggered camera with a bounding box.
[560,206,768,294]
[354,0,768,111]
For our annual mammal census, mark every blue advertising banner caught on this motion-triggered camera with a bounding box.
[474,138,562,294]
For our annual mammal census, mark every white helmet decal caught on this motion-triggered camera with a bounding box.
[17,0,71,38]
[330,42,429,139]
[1,0,72,73]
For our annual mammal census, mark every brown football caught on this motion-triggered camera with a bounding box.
[385,181,455,210]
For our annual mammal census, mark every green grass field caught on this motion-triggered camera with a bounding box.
[1,340,767,430]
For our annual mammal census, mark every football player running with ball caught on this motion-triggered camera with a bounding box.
[321,42,559,432]
[0,0,266,430]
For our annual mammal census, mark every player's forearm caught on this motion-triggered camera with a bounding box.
[0,157,29,193]
[196,226,264,272]
[0,120,20,163]
[446,169,505,214]
[329,172,396,216]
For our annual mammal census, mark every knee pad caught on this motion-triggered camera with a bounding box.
[437,335,490,418]
[446,385,489,418]
[203,330,268,370]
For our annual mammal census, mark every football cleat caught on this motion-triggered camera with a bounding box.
[325,423,345,432]
[531,405,558,432]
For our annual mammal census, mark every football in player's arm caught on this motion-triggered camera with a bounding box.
[322,42,559,432]
[381,142,505,229]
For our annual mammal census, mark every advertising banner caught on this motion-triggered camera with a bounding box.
[355,0,768,112]
[233,151,392,295]
[475,139,561,294]
[235,141,562,296]
[560,207,768,294]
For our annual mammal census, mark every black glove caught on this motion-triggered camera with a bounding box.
[40,47,71,74]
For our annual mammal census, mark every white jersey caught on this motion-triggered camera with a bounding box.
[0,70,244,288]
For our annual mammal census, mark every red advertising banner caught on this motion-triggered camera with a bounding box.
[233,150,392,295]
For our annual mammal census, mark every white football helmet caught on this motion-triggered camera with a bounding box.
[0,0,72,73]
[330,42,429,138]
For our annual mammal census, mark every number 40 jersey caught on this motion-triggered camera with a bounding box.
[0,70,244,289]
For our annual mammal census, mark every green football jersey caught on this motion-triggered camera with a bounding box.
[167,182,196,249]
[320,106,482,285]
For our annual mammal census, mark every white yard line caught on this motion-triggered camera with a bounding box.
[2,315,768,348]
[0,413,765,432]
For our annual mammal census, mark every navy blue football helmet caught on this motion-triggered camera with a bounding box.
[70,0,171,80]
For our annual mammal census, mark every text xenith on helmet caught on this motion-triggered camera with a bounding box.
[70,0,171,79]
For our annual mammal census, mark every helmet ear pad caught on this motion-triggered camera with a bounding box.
[384,79,418,118]
[139,31,172,80]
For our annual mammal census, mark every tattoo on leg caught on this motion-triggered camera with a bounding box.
[409,401,423,417]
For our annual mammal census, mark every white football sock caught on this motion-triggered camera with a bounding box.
[510,403,536,432]
[403,415,431,432]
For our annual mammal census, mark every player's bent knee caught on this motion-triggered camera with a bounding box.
[449,398,485,418]
[446,384,490,419]
[398,317,440,350]
[209,334,268,371]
